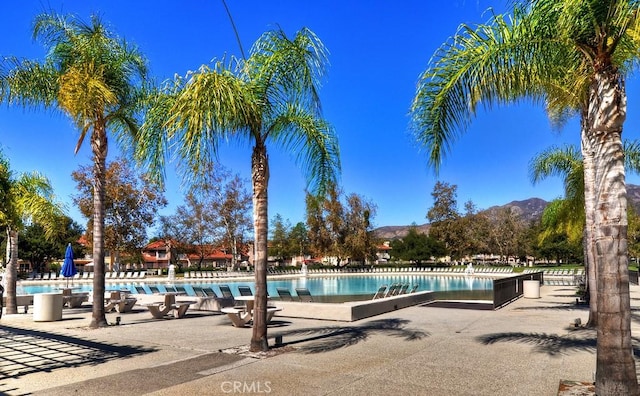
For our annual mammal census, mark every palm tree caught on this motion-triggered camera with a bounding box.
[138,28,340,351]
[0,151,64,314]
[530,141,640,327]
[1,13,148,328]
[410,1,640,393]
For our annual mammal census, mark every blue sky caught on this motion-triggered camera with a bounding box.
[1,1,639,231]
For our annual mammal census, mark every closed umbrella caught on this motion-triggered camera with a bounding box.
[60,243,77,288]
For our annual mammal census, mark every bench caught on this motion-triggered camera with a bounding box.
[63,293,89,308]
[221,306,283,327]
[143,300,197,319]
[115,298,137,313]
[221,307,252,327]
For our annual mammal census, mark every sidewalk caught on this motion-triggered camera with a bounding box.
[1,282,633,395]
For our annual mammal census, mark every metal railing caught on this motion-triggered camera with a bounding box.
[630,269,639,285]
[493,272,544,309]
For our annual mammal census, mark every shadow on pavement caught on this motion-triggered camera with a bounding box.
[477,331,640,358]
[0,323,156,382]
[271,318,429,354]
[477,331,596,356]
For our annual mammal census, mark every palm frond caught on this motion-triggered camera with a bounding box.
[14,171,66,238]
[268,103,341,195]
[410,7,570,172]
[247,27,329,118]
[529,144,582,184]
[624,139,640,174]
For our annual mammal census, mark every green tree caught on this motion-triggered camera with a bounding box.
[160,192,218,269]
[202,166,252,270]
[306,192,333,259]
[627,205,640,260]
[427,182,460,259]
[305,185,377,265]
[288,222,310,261]
[19,218,85,276]
[1,13,148,328]
[138,28,340,351]
[0,152,64,314]
[343,193,378,264]
[486,207,527,263]
[410,2,640,392]
[530,141,640,326]
[390,225,445,264]
[269,214,291,265]
[458,201,491,260]
[72,157,167,270]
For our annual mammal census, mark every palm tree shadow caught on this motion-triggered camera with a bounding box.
[0,324,156,382]
[271,318,428,354]
[477,331,596,356]
[513,303,588,312]
[477,331,640,357]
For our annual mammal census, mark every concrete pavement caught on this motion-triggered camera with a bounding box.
[1,282,635,395]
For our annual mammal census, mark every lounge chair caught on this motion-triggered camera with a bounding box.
[174,285,189,295]
[397,284,410,295]
[277,287,294,301]
[384,283,399,297]
[372,285,387,300]
[148,285,161,294]
[190,286,235,311]
[238,285,253,296]
[295,287,313,302]
[409,284,419,293]
[133,285,147,294]
[165,285,178,293]
[219,284,234,299]
[201,287,218,298]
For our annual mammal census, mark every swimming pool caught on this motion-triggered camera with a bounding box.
[17,274,495,301]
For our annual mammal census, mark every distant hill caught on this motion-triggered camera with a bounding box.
[484,197,548,223]
[373,224,431,240]
[374,184,640,240]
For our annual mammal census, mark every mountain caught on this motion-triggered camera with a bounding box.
[373,224,431,240]
[485,197,548,223]
[374,184,640,240]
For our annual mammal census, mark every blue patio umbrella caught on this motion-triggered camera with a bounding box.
[60,243,77,287]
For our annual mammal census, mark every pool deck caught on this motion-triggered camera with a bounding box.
[2,282,636,395]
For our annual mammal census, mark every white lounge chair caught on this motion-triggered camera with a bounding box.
[372,285,387,300]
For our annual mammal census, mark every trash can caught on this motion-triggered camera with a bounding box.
[523,280,541,299]
[33,293,63,321]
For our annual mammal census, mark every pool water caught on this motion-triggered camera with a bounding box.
[18,274,495,300]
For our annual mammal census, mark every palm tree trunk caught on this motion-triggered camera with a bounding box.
[581,108,598,327]
[250,143,269,352]
[4,228,18,314]
[89,125,109,328]
[588,69,637,395]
